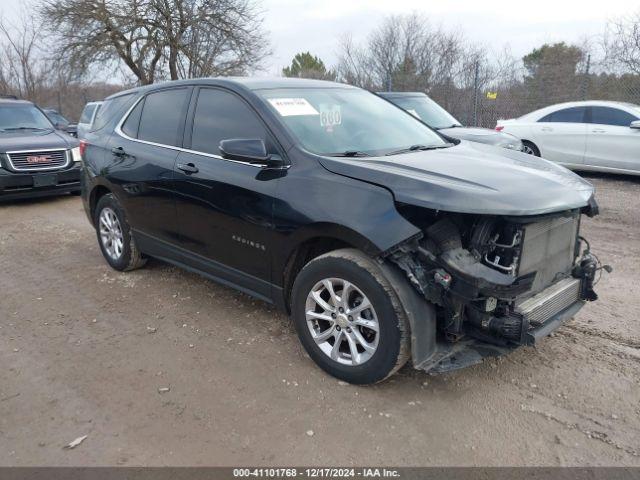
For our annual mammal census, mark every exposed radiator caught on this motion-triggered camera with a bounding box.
[518,213,579,296]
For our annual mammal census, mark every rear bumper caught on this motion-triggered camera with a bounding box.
[0,164,81,201]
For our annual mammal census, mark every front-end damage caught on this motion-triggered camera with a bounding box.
[384,198,610,373]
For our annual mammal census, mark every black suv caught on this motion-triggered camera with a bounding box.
[0,96,81,200]
[81,78,603,384]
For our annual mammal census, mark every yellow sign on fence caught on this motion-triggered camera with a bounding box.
[486,92,498,100]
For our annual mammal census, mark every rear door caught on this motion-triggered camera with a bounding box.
[584,106,640,172]
[109,87,192,244]
[172,87,284,298]
[531,107,587,165]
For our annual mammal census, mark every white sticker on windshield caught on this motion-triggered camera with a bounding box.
[407,109,421,119]
[320,105,342,128]
[268,98,319,116]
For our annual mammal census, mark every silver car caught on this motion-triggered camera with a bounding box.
[76,101,102,140]
[379,92,523,151]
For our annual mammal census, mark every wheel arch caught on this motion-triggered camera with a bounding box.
[277,224,383,313]
[521,139,541,156]
[89,184,113,226]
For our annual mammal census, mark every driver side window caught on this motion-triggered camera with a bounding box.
[190,88,274,156]
[589,107,638,127]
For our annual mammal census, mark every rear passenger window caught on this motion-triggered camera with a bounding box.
[539,107,586,123]
[589,107,637,127]
[190,88,271,156]
[138,88,190,147]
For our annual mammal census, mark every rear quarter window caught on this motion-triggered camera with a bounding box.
[91,94,135,132]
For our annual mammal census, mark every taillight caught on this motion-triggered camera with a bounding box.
[79,140,88,156]
[495,126,504,132]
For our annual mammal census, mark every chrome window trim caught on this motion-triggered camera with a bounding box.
[114,94,289,170]
[5,148,71,172]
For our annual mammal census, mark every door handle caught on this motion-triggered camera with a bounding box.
[592,128,606,133]
[177,162,199,174]
[111,146,126,157]
[541,127,553,132]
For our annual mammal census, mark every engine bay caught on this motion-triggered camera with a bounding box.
[388,205,608,348]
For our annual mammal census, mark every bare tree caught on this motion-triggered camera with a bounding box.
[40,0,271,85]
[336,12,488,96]
[603,10,640,75]
[0,12,50,100]
[336,34,376,89]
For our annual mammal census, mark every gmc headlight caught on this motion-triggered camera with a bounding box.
[71,146,82,163]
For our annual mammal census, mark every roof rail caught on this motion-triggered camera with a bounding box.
[0,94,19,99]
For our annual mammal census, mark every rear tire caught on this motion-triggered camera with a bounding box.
[291,248,410,384]
[522,140,540,156]
[94,193,146,272]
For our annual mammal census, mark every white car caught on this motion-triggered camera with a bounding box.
[76,101,102,140]
[497,101,640,175]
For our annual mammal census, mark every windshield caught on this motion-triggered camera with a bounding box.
[258,88,447,156]
[387,95,462,129]
[45,110,69,127]
[0,104,54,132]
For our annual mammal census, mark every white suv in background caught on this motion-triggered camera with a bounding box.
[76,101,103,140]
[497,101,640,175]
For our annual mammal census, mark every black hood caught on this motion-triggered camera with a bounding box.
[318,141,594,216]
[0,129,78,152]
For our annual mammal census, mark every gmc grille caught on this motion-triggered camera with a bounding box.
[6,149,69,171]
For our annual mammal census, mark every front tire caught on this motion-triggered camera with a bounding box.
[291,249,410,384]
[94,193,146,271]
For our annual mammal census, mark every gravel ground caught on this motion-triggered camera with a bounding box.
[0,173,639,466]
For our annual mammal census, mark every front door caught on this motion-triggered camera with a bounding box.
[584,106,640,172]
[173,87,284,299]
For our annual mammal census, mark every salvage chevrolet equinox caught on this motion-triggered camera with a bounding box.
[81,78,606,384]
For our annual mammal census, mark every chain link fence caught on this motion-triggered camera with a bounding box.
[427,59,640,128]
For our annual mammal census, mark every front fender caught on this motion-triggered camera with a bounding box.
[271,165,421,286]
[380,261,438,369]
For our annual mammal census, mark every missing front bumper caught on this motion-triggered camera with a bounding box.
[417,299,585,374]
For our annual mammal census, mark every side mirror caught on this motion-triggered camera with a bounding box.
[219,138,284,167]
[630,120,640,129]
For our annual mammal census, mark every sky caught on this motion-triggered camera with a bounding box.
[1,0,638,76]
[262,0,639,74]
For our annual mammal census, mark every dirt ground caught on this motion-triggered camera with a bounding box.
[0,173,639,467]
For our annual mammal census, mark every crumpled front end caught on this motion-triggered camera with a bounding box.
[386,199,608,373]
